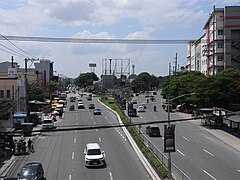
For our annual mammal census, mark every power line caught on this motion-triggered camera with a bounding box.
[0,43,28,58]
[0,34,37,58]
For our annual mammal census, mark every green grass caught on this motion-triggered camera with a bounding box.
[99,97,168,179]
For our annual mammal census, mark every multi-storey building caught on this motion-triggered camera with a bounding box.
[187,6,240,75]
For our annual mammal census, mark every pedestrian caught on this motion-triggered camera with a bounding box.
[27,138,34,153]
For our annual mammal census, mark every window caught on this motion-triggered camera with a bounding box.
[7,90,10,98]
[218,29,223,35]
[0,90,4,98]
[217,56,223,61]
[217,42,223,48]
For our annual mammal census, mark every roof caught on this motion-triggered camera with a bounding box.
[225,115,240,123]
[13,113,27,118]
[87,143,100,149]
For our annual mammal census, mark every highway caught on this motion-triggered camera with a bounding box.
[130,92,240,180]
[6,94,152,180]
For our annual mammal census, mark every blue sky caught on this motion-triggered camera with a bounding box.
[0,0,240,78]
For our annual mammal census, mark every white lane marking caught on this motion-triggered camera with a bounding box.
[237,169,240,173]
[177,149,186,156]
[140,116,143,119]
[202,169,217,180]
[69,174,72,180]
[203,149,214,156]
[75,130,77,133]
[73,138,76,144]
[94,121,96,124]
[96,129,98,132]
[183,136,190,142]
[99,137,102,142]
[72,152,74,159]
[91,116,94,119]
[109,172,113,180]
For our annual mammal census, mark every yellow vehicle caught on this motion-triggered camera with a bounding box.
[162,103,173,112]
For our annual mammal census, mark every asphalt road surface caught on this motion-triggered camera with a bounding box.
[131,92,240,180]
[6,94,152,180]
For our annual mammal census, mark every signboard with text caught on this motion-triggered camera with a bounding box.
[164,124,176,153]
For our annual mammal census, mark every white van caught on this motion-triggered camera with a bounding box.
[42,118,54,129]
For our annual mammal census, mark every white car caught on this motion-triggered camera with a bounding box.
[137,105,145,112]
[84,143,105,167]
[42,118,54,129]
[140,103,147,109]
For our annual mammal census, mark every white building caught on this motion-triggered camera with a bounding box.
[187,6,240,75]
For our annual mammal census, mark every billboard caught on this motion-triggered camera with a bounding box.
[89,63,96,67]
[164,124,176,153]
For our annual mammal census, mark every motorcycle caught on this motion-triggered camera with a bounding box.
[154,106,157,111]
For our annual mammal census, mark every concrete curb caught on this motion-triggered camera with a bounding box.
[98,99,161,180]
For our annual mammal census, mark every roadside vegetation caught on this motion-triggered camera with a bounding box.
[100,97,168,179]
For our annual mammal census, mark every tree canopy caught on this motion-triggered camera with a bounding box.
[75,72,99,88]
[161,69,240,109]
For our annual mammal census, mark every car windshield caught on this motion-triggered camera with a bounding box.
[151,127,159,132]
[19,167,37,177]
[43,120,53,124]
[87,149,101,155]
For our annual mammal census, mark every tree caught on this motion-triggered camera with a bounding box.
[47,80,60,99]
[28,82,45,101]
[75,72,99,88]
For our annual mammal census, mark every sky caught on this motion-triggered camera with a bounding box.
[0,0,240,78]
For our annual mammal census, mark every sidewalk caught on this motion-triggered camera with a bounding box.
[176,112,240,152]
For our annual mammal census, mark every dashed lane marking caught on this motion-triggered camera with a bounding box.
[177,149,186,157]
[99,137,102,142]
[202,169,217,180]
[72,152,74,160]
[183,136,190,142]
[74,138,76,144]
[203,149,214,156]
[69,174,72,180]
[109,172,113,180]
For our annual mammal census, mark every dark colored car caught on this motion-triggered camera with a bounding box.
[17,162,44,180]
[69,105,75,111]
[146,126,161,137]
[93,109,102,115]
[89,104,95,109]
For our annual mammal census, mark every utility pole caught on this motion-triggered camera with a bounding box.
[24,58,39,123]
[169,63,171,76]
[173,53,177,75]
[24,58,30,123]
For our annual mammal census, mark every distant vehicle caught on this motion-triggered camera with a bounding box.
[70,97,75,102]
[89,103,95,109]
[77,97,83,101]
[93,109,102,115]
[69,105,75,111]
[84,143,105,167]
[152,91,157,95]
[42,118,54,129]
[17,162,44,180]
[140,103,147,109]
[137,105,145,112]
[78,102,85,109]
[132,99,137,104]
[87,96,92,101]
[146,125,161,137]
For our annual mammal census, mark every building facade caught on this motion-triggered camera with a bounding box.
[187,6,240,75]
